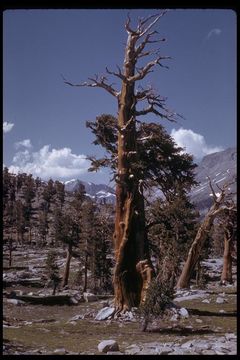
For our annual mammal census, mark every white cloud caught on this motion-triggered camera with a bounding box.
[170,127,224,159]
[3,121,14,133]
[15,139,33,149]
[206,28,222,39]
[8,144,91,180]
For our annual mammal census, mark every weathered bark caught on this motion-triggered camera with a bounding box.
[176,214,214,289]
[62,243,72,287]
[220,226,233,285]
[112,28,155,311]
[176,178,231,289]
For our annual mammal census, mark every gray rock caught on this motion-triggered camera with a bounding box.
[179,307,189,318]
[181,340,195,349]
[69,297,79,305]
[157,346,173,355]
[202,298,210,303]
[170,314,179,322]
[68,314,84,322]
[53,348,67,355]
[83,292,98,302]
[216,296,226,304]
[6,298,26,306]
[106,351,124,355]
[98,340,119,353]
[169,349,185,355]
[138,348,159,355]
[95,307,115,321]
[125,345,141,354]
[201,349,217,355]
[194,341,211,350]
[224,333,236,340]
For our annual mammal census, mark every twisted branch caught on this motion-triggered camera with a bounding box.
[61,74,120,97]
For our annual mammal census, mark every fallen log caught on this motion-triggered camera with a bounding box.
[12,294,74,306]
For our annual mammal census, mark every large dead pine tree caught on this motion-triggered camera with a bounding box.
[176,177,236,289]
[64,11,179,312]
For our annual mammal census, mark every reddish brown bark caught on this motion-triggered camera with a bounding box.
[112,26,154,312]
[63,12,170,311]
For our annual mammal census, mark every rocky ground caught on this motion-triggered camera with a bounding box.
[3,246,237,355]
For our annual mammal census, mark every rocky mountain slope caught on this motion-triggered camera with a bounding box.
[190,147,236,215]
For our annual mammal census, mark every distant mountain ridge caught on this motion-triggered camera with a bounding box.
[64,179,116,204]
[64,147,237,210]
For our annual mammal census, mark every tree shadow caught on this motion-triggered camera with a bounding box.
[146,326,217,335]
[188,308,237,317]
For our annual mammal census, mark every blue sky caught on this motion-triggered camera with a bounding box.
[3,9,236,184]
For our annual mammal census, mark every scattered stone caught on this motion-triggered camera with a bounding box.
[69,297,79,305]
[53,348,67,355]
[83,292,98,302]
[68,314,84,322]
[170,314,178,322]
[95,307,115,321]
[106,351,124,355]
[157,346,173,355]
[181,340,194,349]
[6,298,26,306]
[219,309,226,313]
[98,340,119,353]
[216,297,226,304]
[179,307,189,318]
[201,349,216,355]
[195,318,203,323]
[202,298,210,303]
[125,344,141,354]
[224,333,236,340]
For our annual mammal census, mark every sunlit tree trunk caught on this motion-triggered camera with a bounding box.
[63,11,175,312]
[62,243,72,287]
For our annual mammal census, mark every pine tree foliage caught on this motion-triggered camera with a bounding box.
[147,188,200,264]
[86,115,197,195]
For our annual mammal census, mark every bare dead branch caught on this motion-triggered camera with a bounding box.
[106,66,126,81]
[135,104,177,122]
[62,74,120,98]
[125,13,138,35]
[138,11,168,38]
[128,56,170,83]
[208,176,236,204]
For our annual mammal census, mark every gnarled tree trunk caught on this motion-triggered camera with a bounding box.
[220,223,234,285]
[113,78,153,311]
[176,178,232,289]
[176,214,214,289]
